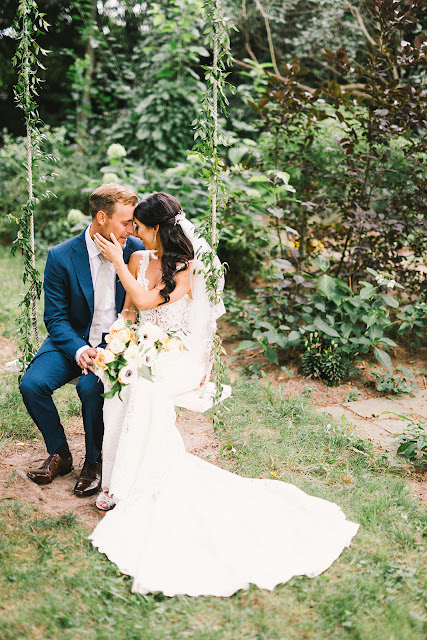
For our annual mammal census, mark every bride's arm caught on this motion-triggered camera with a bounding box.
[121,291,137,323]
[94,233,190,310]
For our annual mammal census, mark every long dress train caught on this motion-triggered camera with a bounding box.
[89,252,359,597]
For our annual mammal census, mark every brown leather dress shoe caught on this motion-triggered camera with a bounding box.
[74,460,102,497]
[27,453,73,485]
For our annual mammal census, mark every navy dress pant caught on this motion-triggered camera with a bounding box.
[19,348,104,464]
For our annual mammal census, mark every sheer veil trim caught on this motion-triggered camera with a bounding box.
[177,215,225,378]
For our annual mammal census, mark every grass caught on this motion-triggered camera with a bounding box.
[0,379,426,639]
[0,245,80,446]
[0,245,45,341]
[0,246,426,639]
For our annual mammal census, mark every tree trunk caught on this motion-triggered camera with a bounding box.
[77,0,97,147]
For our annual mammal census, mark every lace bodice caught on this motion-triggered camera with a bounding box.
[136,251,192,341]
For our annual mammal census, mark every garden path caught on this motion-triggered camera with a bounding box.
[319,390,427,504]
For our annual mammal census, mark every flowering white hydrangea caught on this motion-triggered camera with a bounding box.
[67,209,85,225]
[387,279,396,289]
[375,274,385,285]
[107,143,127,161]
[102,172,120,184]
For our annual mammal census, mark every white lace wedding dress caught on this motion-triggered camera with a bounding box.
[89,252,359,597]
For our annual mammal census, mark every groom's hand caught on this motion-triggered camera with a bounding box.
[78,347,97,375]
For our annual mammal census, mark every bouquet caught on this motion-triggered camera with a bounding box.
[94,314,186,399]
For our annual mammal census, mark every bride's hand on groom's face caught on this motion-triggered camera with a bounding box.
[94,233,124,267]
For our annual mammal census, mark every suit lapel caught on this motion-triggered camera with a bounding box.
[71,230,94,313]
[70,235,140,315]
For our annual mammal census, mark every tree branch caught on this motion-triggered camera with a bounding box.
[241,0,259,64]
[232,57,370,97]
[344,1,376,46]
[253,0,281,78]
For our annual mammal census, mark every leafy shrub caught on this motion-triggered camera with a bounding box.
[249,0,427,295]
[373,366,418,395]
[0,127,99,248]
[231,259,421,385]
[395,420,427,467]
[396,301,427,343]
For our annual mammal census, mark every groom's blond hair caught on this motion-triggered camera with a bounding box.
[90,183,138,219]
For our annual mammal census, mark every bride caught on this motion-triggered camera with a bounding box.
[90,192,359,598]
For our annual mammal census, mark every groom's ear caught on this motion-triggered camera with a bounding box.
[96,210,107,225]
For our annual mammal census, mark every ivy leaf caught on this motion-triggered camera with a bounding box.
[379,337,398,347]
[248,174,270,183]
[373,347,392,370]
[368,325,384,340]
[341,322,354,338]
[272,258,295,271]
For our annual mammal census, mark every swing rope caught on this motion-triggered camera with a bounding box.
[14,0,228,365]
[211,30,219,249]
[26,121,40,350]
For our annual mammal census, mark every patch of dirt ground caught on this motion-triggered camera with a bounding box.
[0,411,222,529]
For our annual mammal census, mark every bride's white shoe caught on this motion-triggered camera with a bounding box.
[95,490,115,511]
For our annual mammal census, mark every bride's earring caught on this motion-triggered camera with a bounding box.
[153,231,157,244]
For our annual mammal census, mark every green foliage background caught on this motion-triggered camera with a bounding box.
[0,0,426,379]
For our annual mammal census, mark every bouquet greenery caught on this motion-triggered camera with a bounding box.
[94,314,186,399]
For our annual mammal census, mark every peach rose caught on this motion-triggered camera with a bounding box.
[117,327,133,343]
[165,338,184,352]
[95,348,115,371]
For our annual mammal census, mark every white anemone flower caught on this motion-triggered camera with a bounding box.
[118,364,137,385]
[141,347,158,367]
[137,322,167,346]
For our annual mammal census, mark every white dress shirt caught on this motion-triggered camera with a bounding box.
[75,226,118,362]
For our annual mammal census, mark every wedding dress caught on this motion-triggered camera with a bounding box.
[89,251,359,597]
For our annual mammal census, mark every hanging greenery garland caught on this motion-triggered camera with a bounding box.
[192,0,235,416]
[194,0,235,252]
[11,0,49,372]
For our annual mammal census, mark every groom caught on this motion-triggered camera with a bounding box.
[20,183,144,496]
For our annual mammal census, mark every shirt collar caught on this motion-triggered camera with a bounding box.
[85,225,102,260]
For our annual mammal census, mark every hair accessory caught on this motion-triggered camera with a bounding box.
[174,209,186,225]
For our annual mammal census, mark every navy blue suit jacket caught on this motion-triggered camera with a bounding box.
[39,229,144,362]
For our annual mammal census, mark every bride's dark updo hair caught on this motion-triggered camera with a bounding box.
[134,192,194,305]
